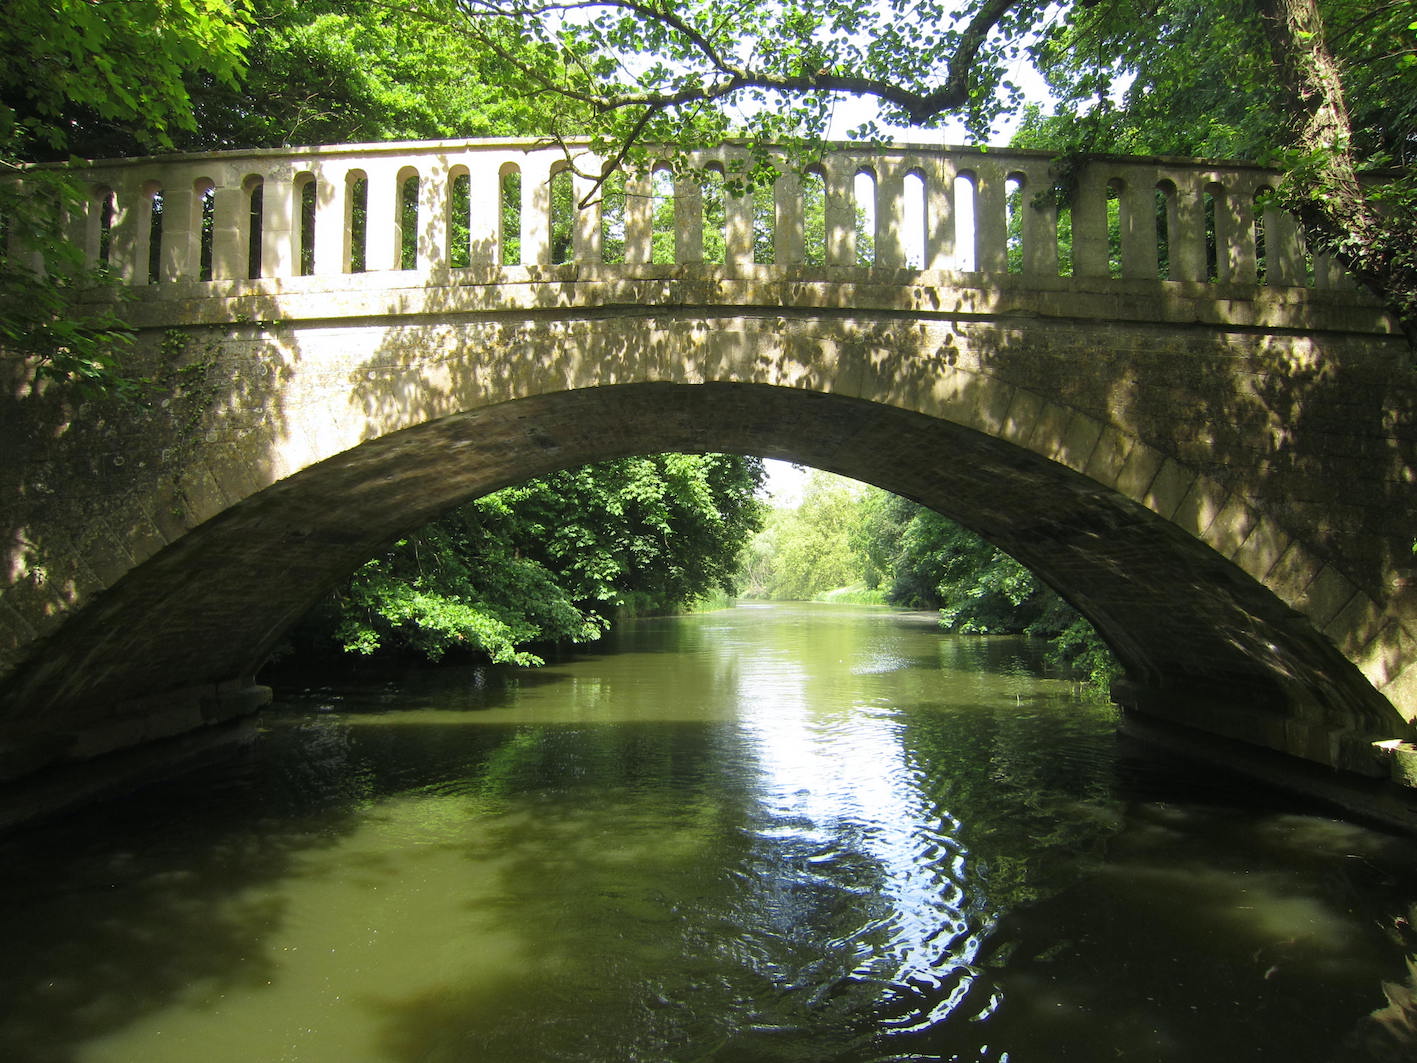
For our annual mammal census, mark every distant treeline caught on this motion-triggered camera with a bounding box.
[742,471,1119,688]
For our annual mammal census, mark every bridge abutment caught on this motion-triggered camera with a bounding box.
[0,681,268,831]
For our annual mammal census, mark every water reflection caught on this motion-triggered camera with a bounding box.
[0,604,1413,1062]
[731,621,994,1050]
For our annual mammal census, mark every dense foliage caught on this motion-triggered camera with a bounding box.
[295,454,766,664]
[739,471,868,601]
[745,472,1119,686]
[1,0,253,392]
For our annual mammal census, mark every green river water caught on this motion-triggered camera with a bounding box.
[2,602,1416,1062]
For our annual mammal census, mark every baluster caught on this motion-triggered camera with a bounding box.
[823,153,858,267]
[5,177,50,276]
[572,164,604,264]
[159,178,198,281]
[924,154,956,272]
[1169,173,1208,282]
[623,167,653,265]
[465,158,500,266]
[874,160,905,269]
[1119,173,1156,280]
[208,174,243,279]
[258,165,296,278]
[360,162,397,272]
[64,190,91,271]
[974,162,1008,275]
[722,160,754,271]
[418,159,449,272]
[774,166,803,267]
[1071,167,1110,279]
[309,163,347,275]
[100,180,137,281]
[1226,179,1258,283]
[1315,253,1354,289]
[1265,201,1306,286]
[520,151,553,266]
[675,170,704,265]
[1018,165,1058,278]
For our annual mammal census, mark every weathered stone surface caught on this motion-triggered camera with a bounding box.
[1,138,1414,813]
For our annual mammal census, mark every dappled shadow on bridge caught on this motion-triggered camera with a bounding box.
[1,267,1415,794]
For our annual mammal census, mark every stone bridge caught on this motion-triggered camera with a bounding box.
[4,137,1417,825]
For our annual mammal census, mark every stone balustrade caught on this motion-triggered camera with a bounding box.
[21,137,1351,290]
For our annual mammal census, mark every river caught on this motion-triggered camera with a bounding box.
[2,602,1415,1062]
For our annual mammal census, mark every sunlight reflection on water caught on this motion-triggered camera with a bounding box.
[0,604,1414,1063]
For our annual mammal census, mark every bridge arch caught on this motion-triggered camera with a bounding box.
[4,138,1416,823]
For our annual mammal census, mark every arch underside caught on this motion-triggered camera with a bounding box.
[0,382,1405,784]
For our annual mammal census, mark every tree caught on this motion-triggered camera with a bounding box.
[743,471,870,600]
[415,0,1417,342]
[0,0,252,161]
[172,0,573,151]
[299,454,767,663]
[854,490,1120,685]
[1,0,567,393]
[1021,0,1417,343]
[1,0,253,393]
[746,474,1120,685]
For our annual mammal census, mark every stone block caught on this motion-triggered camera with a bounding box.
[1324,591,1387,657]
[1357,621,1414,692]
[1113,441,1166,503]
[1171,475,1228,539]
[1204,496,1258,559]
[1231,516,1291,584]
[1025,401,1077,463]
[1054,411,1104,474]
[988,388,1038,452]
[1299,564,1360,630]
[1142,457,1195,521]
[1084,425,1134,489]
[1264,542,1324,607]
[928,374,1015,437]
[1378,662,1417,726]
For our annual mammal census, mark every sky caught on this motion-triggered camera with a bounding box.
[762,459,810,507]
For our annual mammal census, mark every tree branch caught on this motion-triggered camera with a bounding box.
[442,0,1032,125]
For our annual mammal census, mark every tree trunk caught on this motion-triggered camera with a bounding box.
[1254,0,1417,347]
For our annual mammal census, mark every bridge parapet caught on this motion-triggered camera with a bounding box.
[24,138,1359,295]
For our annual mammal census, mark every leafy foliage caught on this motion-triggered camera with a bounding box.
[1,1,252,393]
[0,0,252,160]
[0,172,138,396]
[747,473,1119,687]
[739,471,870,600]
[173,0,570,150]
[299,454,767,663]
[415,0,1053,153]
[1,0,566,395]
[1016,0,1417,342]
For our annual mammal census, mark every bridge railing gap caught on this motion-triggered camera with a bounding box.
[19,138,1359,293]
